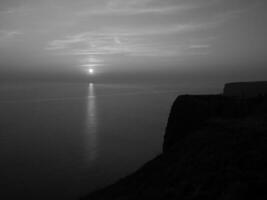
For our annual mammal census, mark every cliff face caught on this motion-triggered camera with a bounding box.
[164,94,267,152]
[82,93,267,200]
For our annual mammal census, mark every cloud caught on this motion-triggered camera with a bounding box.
[76,0,194,16]
[45,0,244,66]
[45,22,208,59]
[46,22,204,48]
[75,0,251,17]
[77,6,190,16]
[45,34,87,50]
[105,24,204,36]
[0,30,22,40]
[189,44,210,49]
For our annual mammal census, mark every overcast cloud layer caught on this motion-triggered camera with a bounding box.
[0,0,267,83]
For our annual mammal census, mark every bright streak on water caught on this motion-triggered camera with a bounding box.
[85,83,97,163]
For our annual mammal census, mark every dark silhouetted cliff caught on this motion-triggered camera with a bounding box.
[224,81,267,97]
[81,85,267,200]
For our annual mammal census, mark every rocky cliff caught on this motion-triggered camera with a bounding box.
[82,88,267,200]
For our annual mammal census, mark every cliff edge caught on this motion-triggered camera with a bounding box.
[82,83,267,200]
[223,81,267,97]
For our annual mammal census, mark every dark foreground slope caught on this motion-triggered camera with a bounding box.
[82,94,267,200]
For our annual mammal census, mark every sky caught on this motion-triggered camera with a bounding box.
[0,0,267,83]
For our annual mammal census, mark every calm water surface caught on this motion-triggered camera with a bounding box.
[0,83,217,199]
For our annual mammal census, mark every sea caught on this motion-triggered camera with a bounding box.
[0,82,219,199]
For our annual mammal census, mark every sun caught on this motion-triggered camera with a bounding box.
[88,68,94,75]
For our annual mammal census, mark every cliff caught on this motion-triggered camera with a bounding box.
[82,87,267,200]
[224,81,267,97]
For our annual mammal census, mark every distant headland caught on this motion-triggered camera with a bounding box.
[224,81,267,97]
[82,81,267,200]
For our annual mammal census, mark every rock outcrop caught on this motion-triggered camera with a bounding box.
[82,84,267,200]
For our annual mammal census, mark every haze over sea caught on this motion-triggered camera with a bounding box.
[0,82,219,200]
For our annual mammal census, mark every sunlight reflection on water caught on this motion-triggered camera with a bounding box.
[85,83,97,163]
